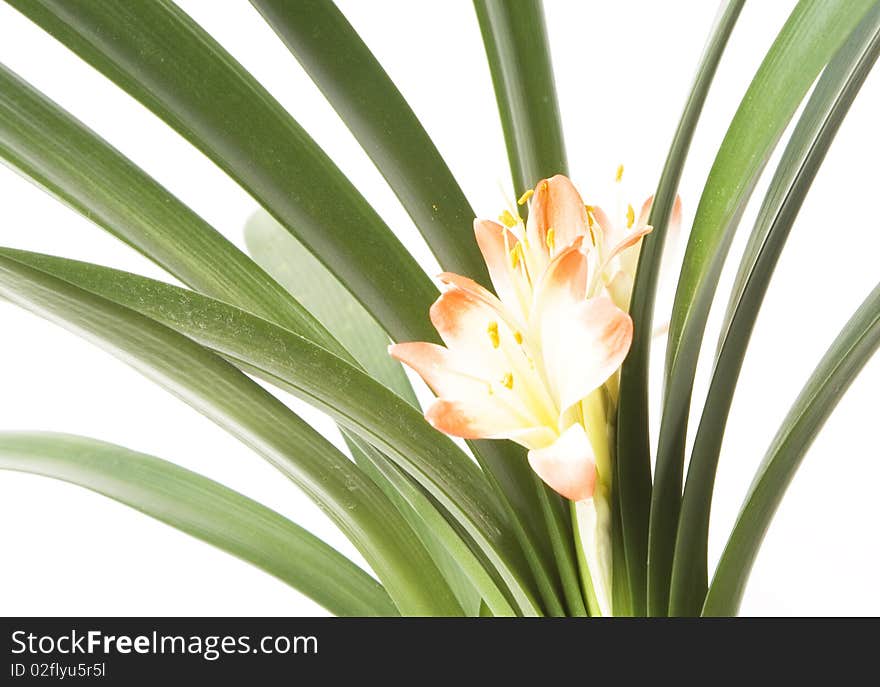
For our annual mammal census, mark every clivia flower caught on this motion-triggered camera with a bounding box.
[390,173,679,614]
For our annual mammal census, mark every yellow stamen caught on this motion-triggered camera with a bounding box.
[517,189,534,205]
[514,331,523,345]
[487,321,500,348]
[499,210,519,228]
[545,227,555,251]
[626,203,635,228]
[500,372,514,389]
[587,210,599,246]
[509,243,522,269]
[616,164,624,182]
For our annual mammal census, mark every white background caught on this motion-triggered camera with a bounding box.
[1,1,878,616]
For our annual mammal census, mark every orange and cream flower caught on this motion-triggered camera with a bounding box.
[390,174,645,503]
[587,178,682,312]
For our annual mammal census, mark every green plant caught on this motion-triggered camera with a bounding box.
[1,0,878,616]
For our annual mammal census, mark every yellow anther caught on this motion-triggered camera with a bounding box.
[514,330,523,345]
[487,321,500,348]
[517,189,534,205]
[586,208,596,228]
[500,372,514,390]
[509,243,523,269]
[499,210,519,228]
[586,210,600,246]
[545,227,555,251]
[616,164,624,182]
[626,203,635,228]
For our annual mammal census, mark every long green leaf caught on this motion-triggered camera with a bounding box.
[344,435,514,616]
[532,472,586,616]
[1,66,502,614]
[0,254,464,617]
[248,0,490,285]
[473,0,568,194]
[703,281,880,615]
[719,6,880,351]
[670,7,880,617]
[0,249,543,616]
[615,0,744,615]
[6,0,438,343]
[0,63,329,347]
[244,210,415,403]
[0,432,396,617]
[648,0,875,616]
[0,65,488,611]
[244,213,514,615]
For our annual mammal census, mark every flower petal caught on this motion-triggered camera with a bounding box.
[528,423,596,501]
[473,219,523,311]
[637,195,654,228]
[604,225,652,284]
[437,271,494,304]
[430,285,519,367]
[425,399,531,442]
[526,175,589,263]
[532,237,588,319]
[388,341,474,398]
[390,342,539,441]
[587,204,615,246]
[605,269,634,311]
[540,295,633,411]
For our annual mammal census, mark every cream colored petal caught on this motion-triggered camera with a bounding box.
[429,285,521,373]
[526,175,589,268]
[527,423,597,501]
[605,269,634,312]
[473,219,524,314]
[390,342,538,441]
[389,341,480,399]
[425,399,527,441]
[531,237,589,333]
[540,295,633,411]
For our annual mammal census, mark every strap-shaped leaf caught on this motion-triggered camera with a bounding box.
[6,0,438,343]
[0,249,543,616]
[615,0,744,615]
[1,67,505,614]
[703,280,880,615]
[244,213,516,615]
[670,7,880,617]
[249,0,490,286]
[0,254,464,617]
[0,432,396,617]
[474,0,568,194]
[0,64,329,347]
[244,210,415,404]
[344,435,514,616]
[648,0,875,616]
